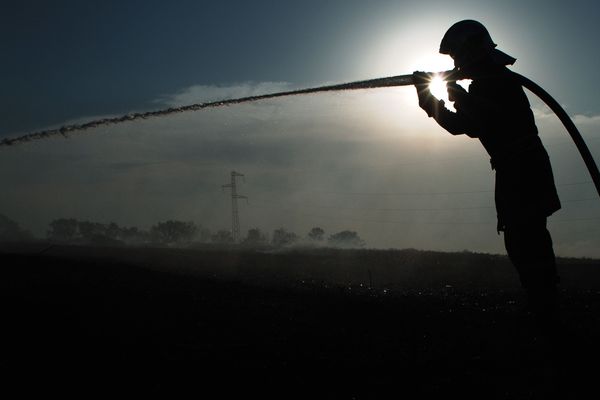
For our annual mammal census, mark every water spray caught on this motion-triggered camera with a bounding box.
[0,71,457,147]
[1,70,599,198]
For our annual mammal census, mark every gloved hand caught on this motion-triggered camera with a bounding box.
[446,81,468,103]
[412,71,431,87]
[413,71,438,117]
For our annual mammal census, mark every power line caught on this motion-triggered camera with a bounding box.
[313,181,594,196]
[247,204,493,225]
[312,188,494,196]
[248,196,597,214]
[557,181,597,187]
[248,180,594,198]
[247,203,600,227]
[251,198,494,212]
[561,197,599,203]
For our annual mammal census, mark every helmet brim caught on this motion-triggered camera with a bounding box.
[491,48,516,66]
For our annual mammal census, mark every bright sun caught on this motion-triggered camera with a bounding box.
[407,53,455,105]
[410,55,471,110]
[428,76,448,101]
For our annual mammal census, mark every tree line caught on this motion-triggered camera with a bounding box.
[0,215,365,248]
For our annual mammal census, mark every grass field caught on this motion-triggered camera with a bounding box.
[2,243,599,398]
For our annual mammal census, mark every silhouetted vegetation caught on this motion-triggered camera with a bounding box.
[0,214,33,242]
[328,230,365,248]
[47,218,146,246]
[78,220,127,246]
[19,217,370,249]
[211,229,233,244]
[272,227,298,247]
[307,226,325,241]
[45,218,206,247]
[150,220,198,246]
[243,228,268,246]
[47,218,79,242]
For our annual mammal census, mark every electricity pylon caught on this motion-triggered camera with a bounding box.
[222,171,247,243]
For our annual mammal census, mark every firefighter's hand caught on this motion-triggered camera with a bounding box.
[412,71,431,88]
[413,71,432,105]
[413,71,437,117]
[447,81,468,102]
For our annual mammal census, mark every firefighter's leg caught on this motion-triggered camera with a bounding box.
[504,217,559,330]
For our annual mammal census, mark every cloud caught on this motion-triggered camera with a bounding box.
[573,114,600,123]
[156,81,295,107]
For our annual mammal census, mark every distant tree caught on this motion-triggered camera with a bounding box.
[119,226,147,244]
[307,227,325,241]
[150,220,198,246]
[130,228,153,245]
[0,214,33,241]
[105,222,121,240]
[243,228,267,246]
[197,227,212,243]
[272,228,298,247]
[327,230,365,248]
[47,218,79,242]
[78,221,106,240]
[77,220,125,246]
[211,230,233,244]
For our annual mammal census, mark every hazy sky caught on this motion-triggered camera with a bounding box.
[1,0,599,256]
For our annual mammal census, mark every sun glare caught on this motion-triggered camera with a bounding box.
[408,53,455,105]
[428,76,447,101]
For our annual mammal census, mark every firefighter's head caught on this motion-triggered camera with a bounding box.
[439,20,515,71]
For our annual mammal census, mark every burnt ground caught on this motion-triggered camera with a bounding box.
[1,244,599,399]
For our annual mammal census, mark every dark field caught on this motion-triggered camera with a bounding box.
[2,244,599,398]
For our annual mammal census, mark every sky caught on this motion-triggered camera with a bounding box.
[1,0,599,257]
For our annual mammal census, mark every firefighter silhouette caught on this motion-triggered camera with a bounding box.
[414,20,562,330]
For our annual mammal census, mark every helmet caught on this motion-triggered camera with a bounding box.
[440,20,495,57]
[440,20,516,66]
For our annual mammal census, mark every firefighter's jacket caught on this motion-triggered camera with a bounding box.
[420,65,561,230]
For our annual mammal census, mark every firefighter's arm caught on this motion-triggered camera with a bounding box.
[413,72,475,136]
[433,104,476,137]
